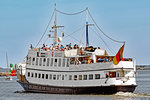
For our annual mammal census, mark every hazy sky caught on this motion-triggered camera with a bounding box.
[0,0,150,68]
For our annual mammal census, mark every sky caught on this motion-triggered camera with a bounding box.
[0,0,150,68]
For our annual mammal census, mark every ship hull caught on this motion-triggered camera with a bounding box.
[18,81,137,94]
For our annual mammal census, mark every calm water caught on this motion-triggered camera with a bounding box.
[0,70,150,100]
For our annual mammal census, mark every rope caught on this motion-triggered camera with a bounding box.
[89,27,115,55]
[63,25,85,39]
[88,10,125,44]
[35,11,54,47]
[56,9,86,15]
[64,32,80,42]
[79,26,86,46]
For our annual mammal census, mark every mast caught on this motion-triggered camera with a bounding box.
[6,52,9,73]
[52,4,64,46]
[86,8,89,47]
[54,3,57,46]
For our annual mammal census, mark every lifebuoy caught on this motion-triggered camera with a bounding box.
[109,72,113,78]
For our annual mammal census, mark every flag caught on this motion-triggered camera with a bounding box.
[113,44,125,65]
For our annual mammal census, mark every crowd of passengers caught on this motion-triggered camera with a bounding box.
[30,43,101,52]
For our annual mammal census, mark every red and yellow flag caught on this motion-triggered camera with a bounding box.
[113,44,125,65]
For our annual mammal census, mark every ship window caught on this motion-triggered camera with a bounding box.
[49,74,52,79]
[95,74,100,79]
[83,75,87,80]
[29,57,31,65]
[54,58,57,67]
[43,58,46,66]
[117,72,119,77]
[89,74,93,80]
[37,52,39,57]
[26,57,28,64]
[28,72,30,77]
[39,58,42,66]
[74,75,77,80]
[32,58,35,65]
[79,75,82,80]
[42,74,44,79]
[50,58,53,67]
[113,72,116,77]
[35,73,37,78]
[31,73,34,77]
[62,75,64,80]
[58,58,61,67]
[53,75,56,80]
[38,73,41,78]
[69,75,72,80]
[46,74,48,79]
[36,58,38,66]
[57,75,59,80]
[47,58,50,66]
[62,58,65,67]
[67,58,69,67]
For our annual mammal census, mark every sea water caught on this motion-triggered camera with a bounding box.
[0,70,150,100]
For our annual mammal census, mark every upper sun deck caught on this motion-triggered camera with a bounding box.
[28,44,108,59]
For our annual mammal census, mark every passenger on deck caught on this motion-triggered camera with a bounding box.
[66,45,69,50]
[60,45,64,49]
[87,59,91,64]
[46,44,48,48]
[104,57,108,62]
[69,43,71,49]
[98,47,101,49]
[74,44,77,49]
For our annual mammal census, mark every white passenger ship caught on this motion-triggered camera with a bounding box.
[17,5,137,94]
